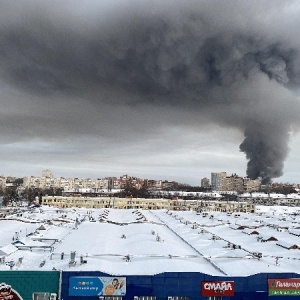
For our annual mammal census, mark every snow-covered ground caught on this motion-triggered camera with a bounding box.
[0,205,299,276]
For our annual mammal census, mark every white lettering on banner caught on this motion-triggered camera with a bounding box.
[72,286,99,291]
[203,282,232,291]
[276,281,300,289]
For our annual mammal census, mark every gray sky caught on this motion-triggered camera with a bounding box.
[1,0,300,185]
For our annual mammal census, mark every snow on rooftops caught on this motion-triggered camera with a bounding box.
[0,205,299,276]
[257,234,278,242]
[276,241,299,250]
[289,228,300,236]
[242,228,260,235]
[0,244,18,256]
[229,224,245,230]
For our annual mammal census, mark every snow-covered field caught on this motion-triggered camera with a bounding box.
[0,205,299,276]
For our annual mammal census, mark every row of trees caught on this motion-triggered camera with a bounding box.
[0,183,64,206]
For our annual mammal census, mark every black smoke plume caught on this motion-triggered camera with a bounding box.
[0,0,300,183]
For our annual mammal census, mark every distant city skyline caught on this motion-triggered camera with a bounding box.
[2,162,300,187]
[1,1,300,186]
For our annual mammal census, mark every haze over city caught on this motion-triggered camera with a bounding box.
[1,1,300,185]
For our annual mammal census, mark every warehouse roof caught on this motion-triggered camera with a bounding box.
[0,205,299,276]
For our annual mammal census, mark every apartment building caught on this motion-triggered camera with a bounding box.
[223,174,244,192]
[162,180,178,190]
[23,176,40,189]
[82,178,95,189]
[201,177,210,188]
[21,170,181,193]
[0,176,7,190]
[95,178,109,190]
[243,177,261,192]
[53,177,69,189]
[211,172,261,192]
[38,176,54,189]
[145,179,163,189]
[211,172,227,191]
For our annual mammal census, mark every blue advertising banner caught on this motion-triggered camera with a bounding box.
[69,277,126,296]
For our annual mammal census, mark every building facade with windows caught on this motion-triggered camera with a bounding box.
[211,172,227,191]
[201,177,210,188]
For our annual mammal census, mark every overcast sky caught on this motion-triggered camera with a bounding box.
[1,0,300,185]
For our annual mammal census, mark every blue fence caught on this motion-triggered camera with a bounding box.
[61,271,300,300]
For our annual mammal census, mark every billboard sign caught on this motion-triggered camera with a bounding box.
[0,282,23,300]
[268,278,300,296]
[201,281,234,297]
[69,277,126,296]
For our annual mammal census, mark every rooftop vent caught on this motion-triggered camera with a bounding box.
[6,260,15,270]
[253,252,262,259]
[39,260,46,268]
[69,251,76,266]
[123,254,130,262]
[80,255,87,264]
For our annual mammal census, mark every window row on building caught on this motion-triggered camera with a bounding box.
[40,196,255,213]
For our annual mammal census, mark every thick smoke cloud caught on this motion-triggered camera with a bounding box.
[1,0,300,183]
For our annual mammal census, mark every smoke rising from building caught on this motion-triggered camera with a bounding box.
[1,0,300,182]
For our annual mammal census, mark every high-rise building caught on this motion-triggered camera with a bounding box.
[211,172,227,191]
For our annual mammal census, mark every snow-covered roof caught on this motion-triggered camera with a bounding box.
[289,229,300,236]
[0,244,18,256]
[0,205,299,276]
[242,228,259,235]
[276,241,299,250]
[257,234,278,242]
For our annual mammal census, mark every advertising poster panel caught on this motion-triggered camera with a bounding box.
[69,277,126,296]
[201,281,234,297]
[268,278,300,296]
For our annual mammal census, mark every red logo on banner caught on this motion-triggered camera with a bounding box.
[201,281,234,297]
